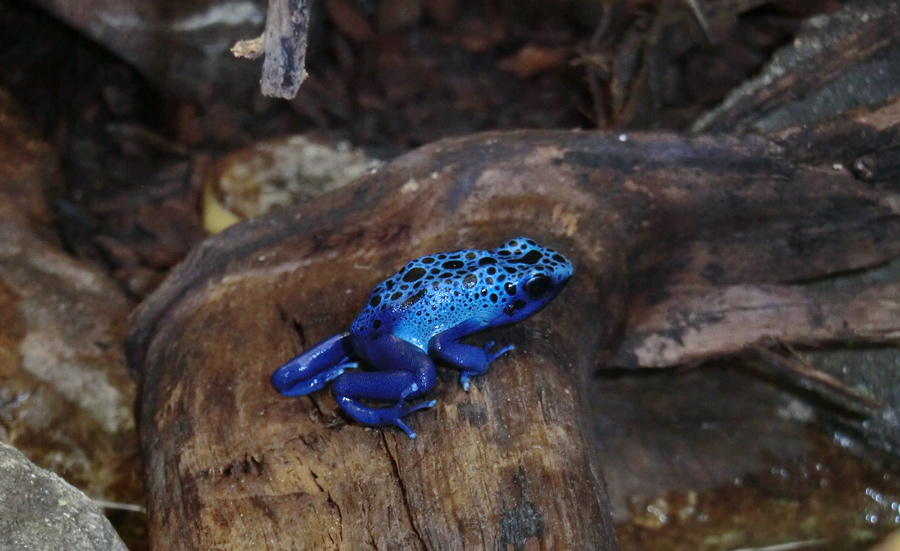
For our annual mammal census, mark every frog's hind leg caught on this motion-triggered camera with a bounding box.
[272,332,357,396]
[334,376,437,439]
[333,333,437,438]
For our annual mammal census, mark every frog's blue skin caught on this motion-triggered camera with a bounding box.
[271,237,573,438]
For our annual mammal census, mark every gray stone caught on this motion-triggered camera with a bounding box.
[0,441,128,551]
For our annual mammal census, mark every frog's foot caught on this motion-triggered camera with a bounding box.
[272,332,357,396]
[458,342,515,391]
[336,391,437,439]
[274,361,358,396]
[384,399,439,439]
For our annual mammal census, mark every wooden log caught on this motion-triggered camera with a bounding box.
[128,131,900,550]
[612,282,900,368]
[694,0,900,166]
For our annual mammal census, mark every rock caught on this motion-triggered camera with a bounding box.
[0,440,129,551]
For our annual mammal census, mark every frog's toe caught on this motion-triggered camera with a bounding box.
[393,418,417,439]
[405,399,437,413]
[485,342,515,363]
[387,399,437,438]
[459,373,472,391]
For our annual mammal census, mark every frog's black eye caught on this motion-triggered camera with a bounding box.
[523,275,553,300]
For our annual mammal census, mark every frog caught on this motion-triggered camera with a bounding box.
[271,237,573,438]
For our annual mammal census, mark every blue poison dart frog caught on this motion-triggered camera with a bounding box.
[271,237,573,438]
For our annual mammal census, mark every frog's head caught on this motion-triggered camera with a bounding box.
[491,237,573,324]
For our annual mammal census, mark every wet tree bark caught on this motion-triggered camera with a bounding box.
[128,130,900,550]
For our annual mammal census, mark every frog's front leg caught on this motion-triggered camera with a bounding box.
[333,333,437,438]
[428,318,514,391]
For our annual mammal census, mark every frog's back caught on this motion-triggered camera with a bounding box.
[351,238,573,349]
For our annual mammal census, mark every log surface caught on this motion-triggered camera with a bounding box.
[128,131,900,550]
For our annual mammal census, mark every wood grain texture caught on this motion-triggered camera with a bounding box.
[613,282,900,368]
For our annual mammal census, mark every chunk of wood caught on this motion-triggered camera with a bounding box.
[612,282,900,368]
[129,131,900,550]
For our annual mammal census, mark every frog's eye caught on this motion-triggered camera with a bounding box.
[523,274,553,300]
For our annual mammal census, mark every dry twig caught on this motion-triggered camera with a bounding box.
[232,0,311,98]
